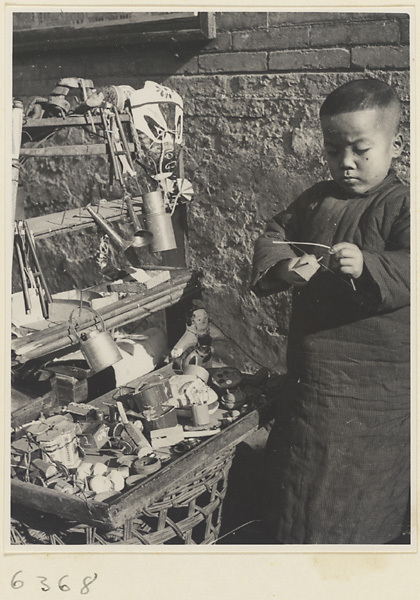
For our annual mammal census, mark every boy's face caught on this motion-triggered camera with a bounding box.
[321,108,403,195]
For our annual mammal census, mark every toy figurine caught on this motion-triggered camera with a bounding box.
[170,307,214,371]
[170,307,210,360]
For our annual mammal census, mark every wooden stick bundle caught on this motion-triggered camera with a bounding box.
[13,274,199,363]
[12,272,192,353]
[16,289,187,363]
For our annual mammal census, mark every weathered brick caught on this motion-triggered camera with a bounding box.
[216,12,268,31]
[233,26,309,51]
[268,12,397,26]
[221,73,346,101]
[199,52,267,73]
[168,75,228,97]
[352,46,409,69]
[105,53,199,80]
[399,15,410,44]
[203,31,232,53]
[360,70,392,85]
[310,20,400,47]
[269,48,350,71]
[119,52,199,76]
[173,57,200,76]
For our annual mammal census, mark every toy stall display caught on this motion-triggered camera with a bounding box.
[11,358,277,545]
[11,78,277,546]
[11,363,264,497]
[12,78,197,393]
[11,291,278,546]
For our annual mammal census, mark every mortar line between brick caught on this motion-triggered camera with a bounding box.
[166,68,409,81]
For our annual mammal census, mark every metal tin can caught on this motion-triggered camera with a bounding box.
[37,422,81,469]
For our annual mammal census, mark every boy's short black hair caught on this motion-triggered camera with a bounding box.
[320,78,401,121]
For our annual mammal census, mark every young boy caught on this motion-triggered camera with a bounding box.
[251,79,410,544]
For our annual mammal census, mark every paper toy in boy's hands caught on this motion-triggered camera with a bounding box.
[290,254,321,281]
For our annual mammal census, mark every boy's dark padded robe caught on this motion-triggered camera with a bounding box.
[251,171,410,544]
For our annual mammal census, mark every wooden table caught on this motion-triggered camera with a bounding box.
[11,366,275,545]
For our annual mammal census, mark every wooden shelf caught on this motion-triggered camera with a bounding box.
[13,90,191,369]
[25,199,141,240]
[23,114,130,129]
[11,270,199,364]
[21,114,132,157]
[20,143,135,158]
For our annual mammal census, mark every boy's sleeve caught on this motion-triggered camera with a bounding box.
[250,195,303,295]
[358,195,410,312]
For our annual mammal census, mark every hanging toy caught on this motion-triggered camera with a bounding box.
[95,234,110,270]
[126,81,193,211]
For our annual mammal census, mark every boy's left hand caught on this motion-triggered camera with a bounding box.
[329,242,364,279]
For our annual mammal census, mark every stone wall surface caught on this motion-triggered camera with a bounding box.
[13,11,410,373]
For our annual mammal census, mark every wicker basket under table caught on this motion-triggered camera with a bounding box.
[71,446,235,545]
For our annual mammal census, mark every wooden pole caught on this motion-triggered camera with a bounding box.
[13,279,200,363]
[12,101,24,223]
[16,286,197,363]
[12,275,192,353]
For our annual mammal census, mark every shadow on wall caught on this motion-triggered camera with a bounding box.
[13,40,206,98]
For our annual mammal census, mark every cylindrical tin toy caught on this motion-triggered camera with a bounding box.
[191,403,210,427]
[132,381,168,417]
[142,191,177,252]
[37,421,81,469]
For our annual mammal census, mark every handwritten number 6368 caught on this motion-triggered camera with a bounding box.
[11,571,98,594]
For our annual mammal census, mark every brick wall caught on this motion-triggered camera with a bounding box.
[13,11,410,372]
